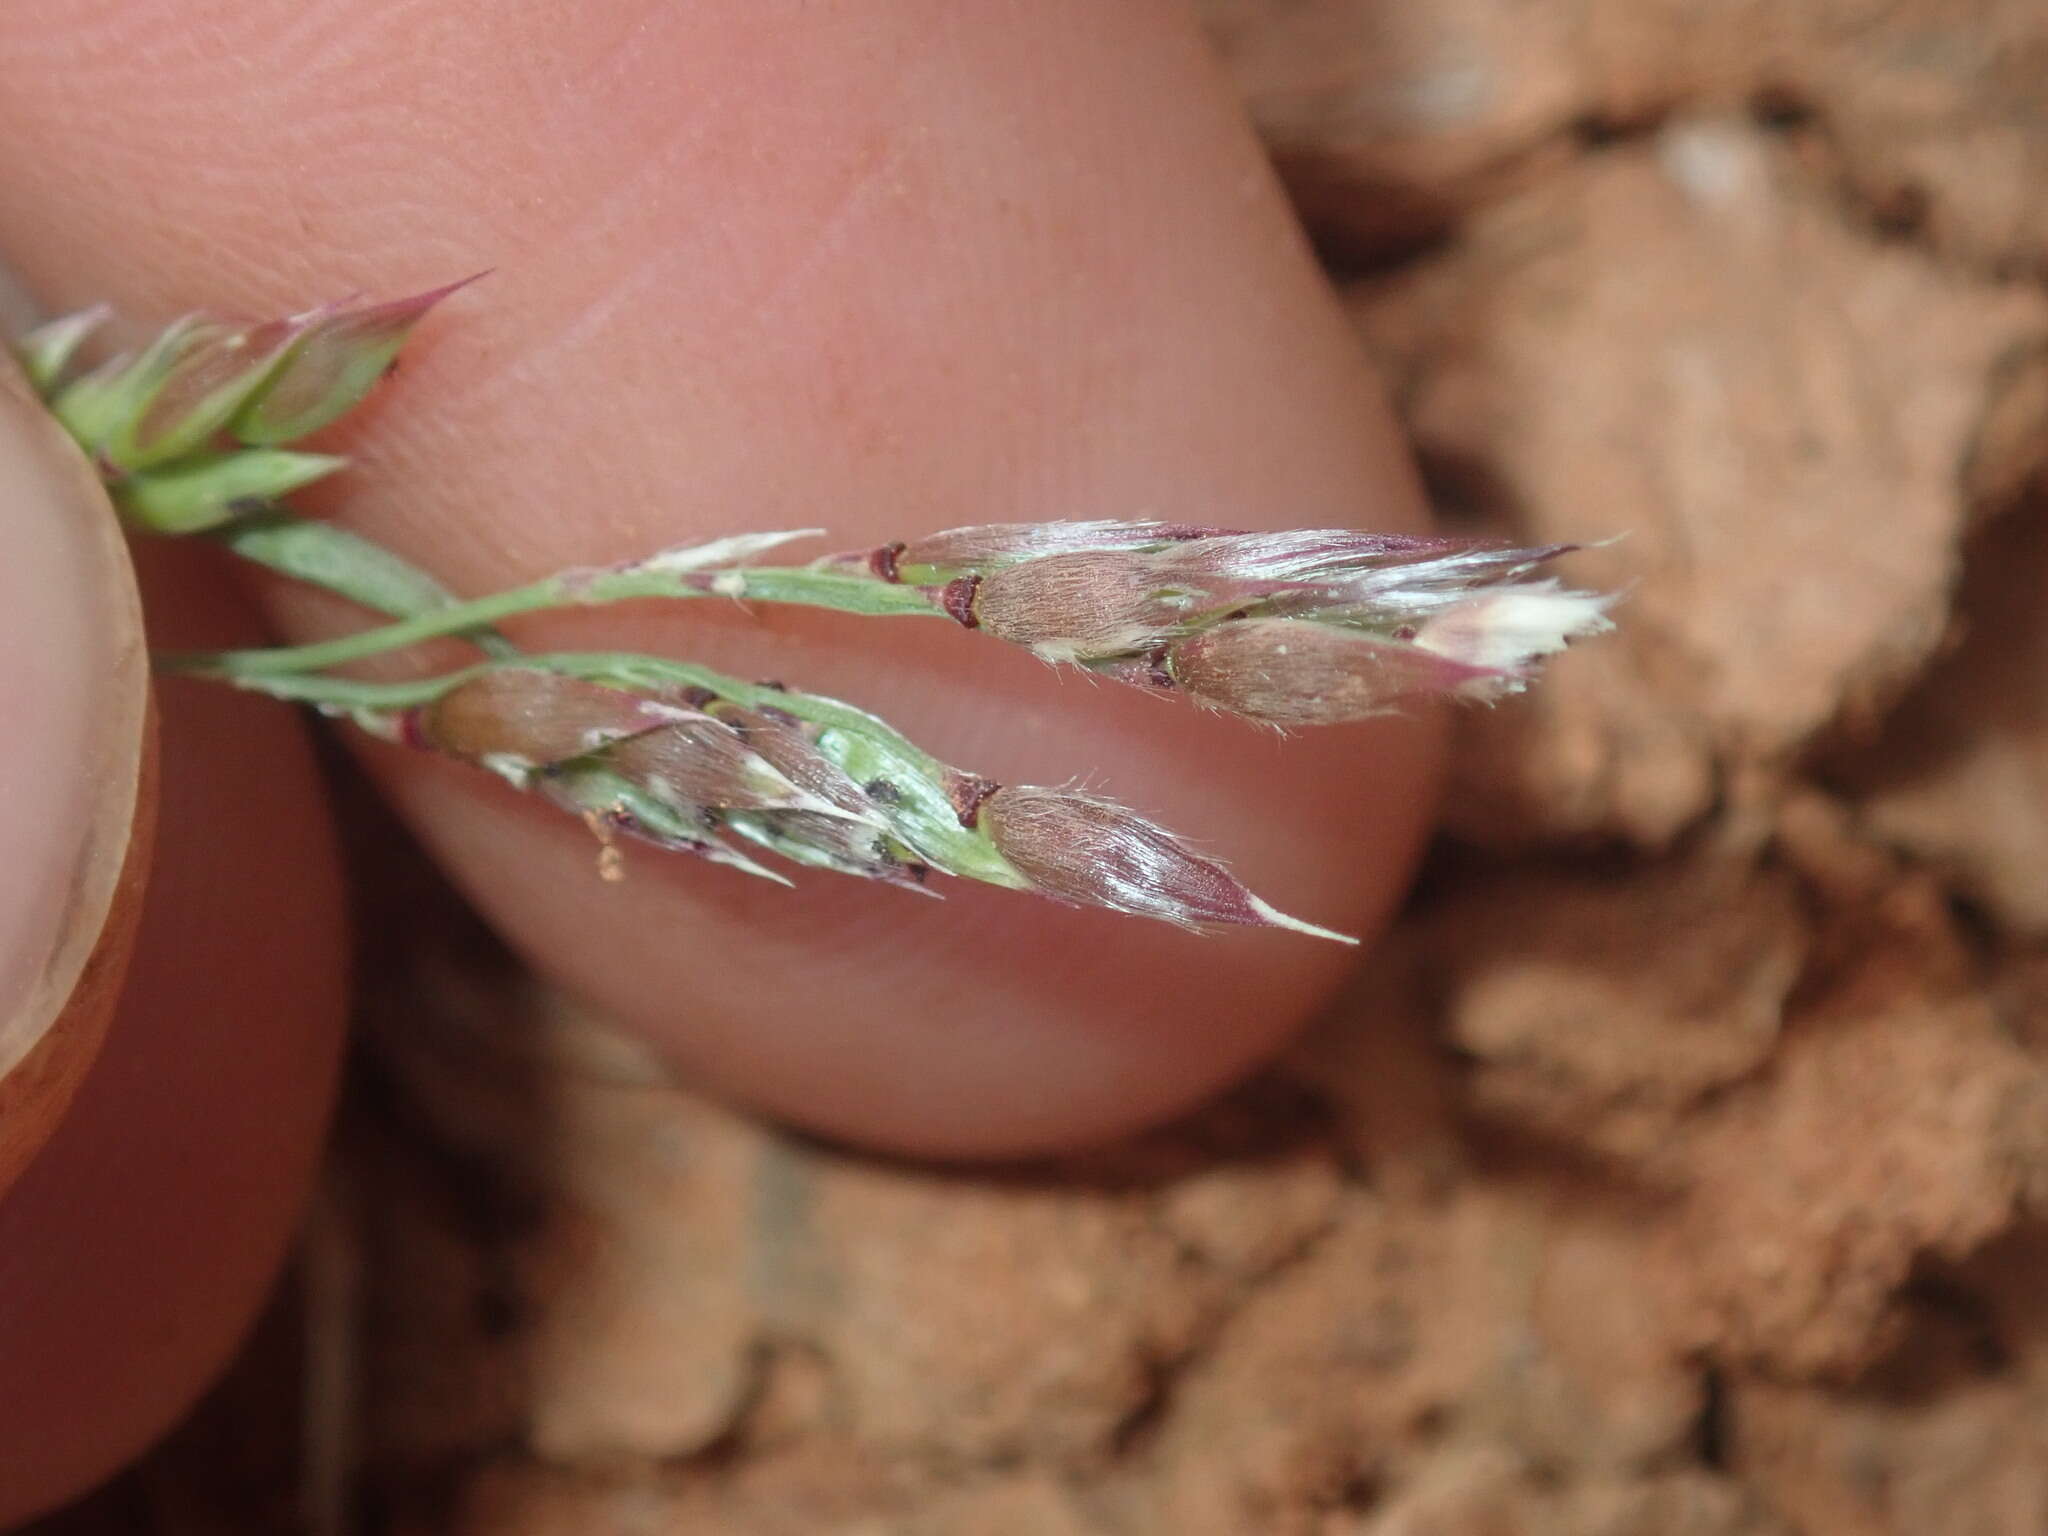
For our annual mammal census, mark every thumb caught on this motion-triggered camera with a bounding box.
[0,351,152,1195]
[0,334,345,1525]
[0,0,1443,1156]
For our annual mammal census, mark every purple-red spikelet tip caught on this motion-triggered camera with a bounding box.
[981,786,1355,942]
[230,273,489,446]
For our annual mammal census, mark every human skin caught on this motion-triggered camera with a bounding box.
[0,0,1440,1520]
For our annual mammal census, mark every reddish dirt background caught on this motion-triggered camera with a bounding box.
[32,2,2048,1531]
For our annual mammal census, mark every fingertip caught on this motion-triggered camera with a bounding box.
[0,555,347,1525]
[0,356,151,1194]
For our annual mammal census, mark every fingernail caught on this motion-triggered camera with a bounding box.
[0,350,154,1192]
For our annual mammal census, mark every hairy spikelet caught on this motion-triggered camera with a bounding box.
[385,668,1344,938]
[979,786,1347,938]
[826,520,1614,724]
[18,280,479,532]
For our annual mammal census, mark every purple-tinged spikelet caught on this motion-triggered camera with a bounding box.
[1164,619,1510,726]
[31,280,482,533]
[979,786,1350,940]
[824,520,1614,724]
[415,668,694,764]
[888,520,1220,574]
[231,277,484,446]
[121,317,301,466]
[969,552,1197,662]
[416,670,855,819]
[373,665,1347,937]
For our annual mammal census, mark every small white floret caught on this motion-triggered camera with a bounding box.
[1412,583,1615,672]
[634,529,822,575]
[478,752,536,790]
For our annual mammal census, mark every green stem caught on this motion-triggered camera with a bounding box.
[214,512,520,656]
[170,564,944,677]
